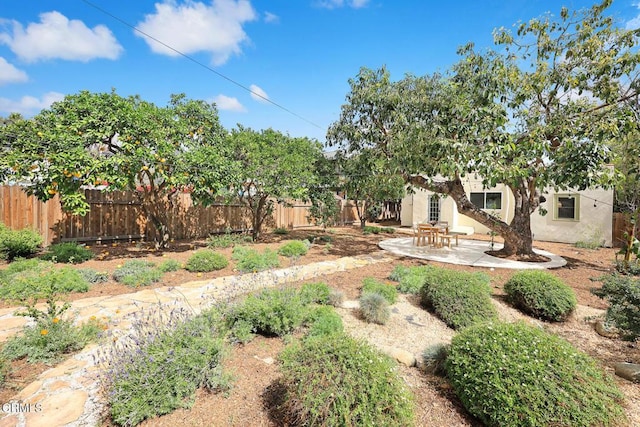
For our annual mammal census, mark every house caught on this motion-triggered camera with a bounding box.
[400,176,614,247]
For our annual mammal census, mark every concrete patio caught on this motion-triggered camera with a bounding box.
[378,237,567,269]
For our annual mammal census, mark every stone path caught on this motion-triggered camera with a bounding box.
[0,254,393,427]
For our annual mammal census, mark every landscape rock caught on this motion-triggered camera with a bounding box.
[379,345,416,367]
[594,320,619,338]
[614,362,640,383]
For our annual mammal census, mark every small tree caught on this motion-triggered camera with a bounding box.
[338,150,405,229]
[225,127,323,241]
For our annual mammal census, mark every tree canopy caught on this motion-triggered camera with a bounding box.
[327,0,640,257]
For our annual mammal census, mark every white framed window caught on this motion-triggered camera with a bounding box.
[470,192,502,210]
[428,195,440,223]
[554,194,580,221]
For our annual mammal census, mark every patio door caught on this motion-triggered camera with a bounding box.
[428,195,441,223]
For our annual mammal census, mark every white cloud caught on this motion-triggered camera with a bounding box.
[264,11,279,23]
[136,0,257,66]
[212,94,246,112]
[0,57,28,85]
[0,91,65,115]
[315,0,369,9]
[0,11,123,62]
[249,84,269,103]
[627,2,640,29]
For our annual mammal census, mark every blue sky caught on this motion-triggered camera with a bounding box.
[1,0,639,144]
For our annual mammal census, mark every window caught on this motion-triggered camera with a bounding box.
[555,194,580,220]
[470,192,502,210]
[428,195,440,223]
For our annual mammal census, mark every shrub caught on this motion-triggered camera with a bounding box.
[185,250,228,272]
[228,287,306,337]
[157,259,181,273]
[504,270,577,321]
[446,321,626,427]
[419,266,497,329]
[279,333,415,426]
[362,277,398,304]
[421,343,448,375]
[362,226,381,235]
[592,274,640,340]
[388,265,410,282]
[0,259,89,302]
[40,242,93,264]
[277,240,310,258]
[2,316,103,364]
[273,227,290,235]
[305,305,343,338]
[380,227,395,233]
[299,282,331,305]
[77,268,109,284]
[112,260,162,287]
[328,289,345,307]
[207,231,252,249]
[100,307,228,426]
[232,247,280,272]
[0,355,7,387]
[0,225,43,260]
[359,292,390,325]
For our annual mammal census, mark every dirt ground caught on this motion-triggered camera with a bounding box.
[1,225,639,426]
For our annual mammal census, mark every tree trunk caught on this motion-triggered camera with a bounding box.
[354,199,367,229]
[408,175,539,259]
[250,196,271,241]
[141,192,173,249]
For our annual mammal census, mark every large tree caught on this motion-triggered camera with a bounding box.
[328,1,640,258]
[0,91,231,248]
[224,127,324,241]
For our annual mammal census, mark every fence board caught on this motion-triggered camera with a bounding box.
[613,212,639,248]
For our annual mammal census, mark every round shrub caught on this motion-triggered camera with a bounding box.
[504,270,577,321]
[305,305,343,338]
[420,267,497,329]
[279,333,415,426]
[299,282,331,305]
[277,240,309,258]
[0,259,89,300]
[362,277,398,304]
[185,250,228,272]
[0,225,43,260]
[445,321,626,427]
[229,288,306,337]
[359,292,390,325]
[112,260,161,287]
[40,242,93,264]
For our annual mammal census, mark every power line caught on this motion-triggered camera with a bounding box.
[78,0,322,130]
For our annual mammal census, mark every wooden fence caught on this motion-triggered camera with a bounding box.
[613,212,639,247]
[0,186,360,245]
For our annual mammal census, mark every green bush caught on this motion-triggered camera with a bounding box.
[328,289,344,307]
[277,240,310,258]
[112,260,162,287]
[299,282,331,305]
[77,268,109,284]
[362,277,398,304]
[388,265,410,282]
[2,316,103,364]
[0,259,89,301]
[157,259,181,273]
[40,242,93,264]
[100,309,228,426]
[232,247,280,272]
[207,232,252,249]
[504,270,577,321]
[380,227,395,233]
[279,333,415,426]
[228,287,306,337]
[446,321,626,427]
[185,250,228,272]
[0,224,43,260]
[362,225,381,235]
[0,355,7,387]
[273,227,290,235]
[305,305,343,338]
[592,274,640,340]
[359,292,390,324]
[419,266,497,329]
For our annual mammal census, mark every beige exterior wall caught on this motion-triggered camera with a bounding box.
[402,178,614,246]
